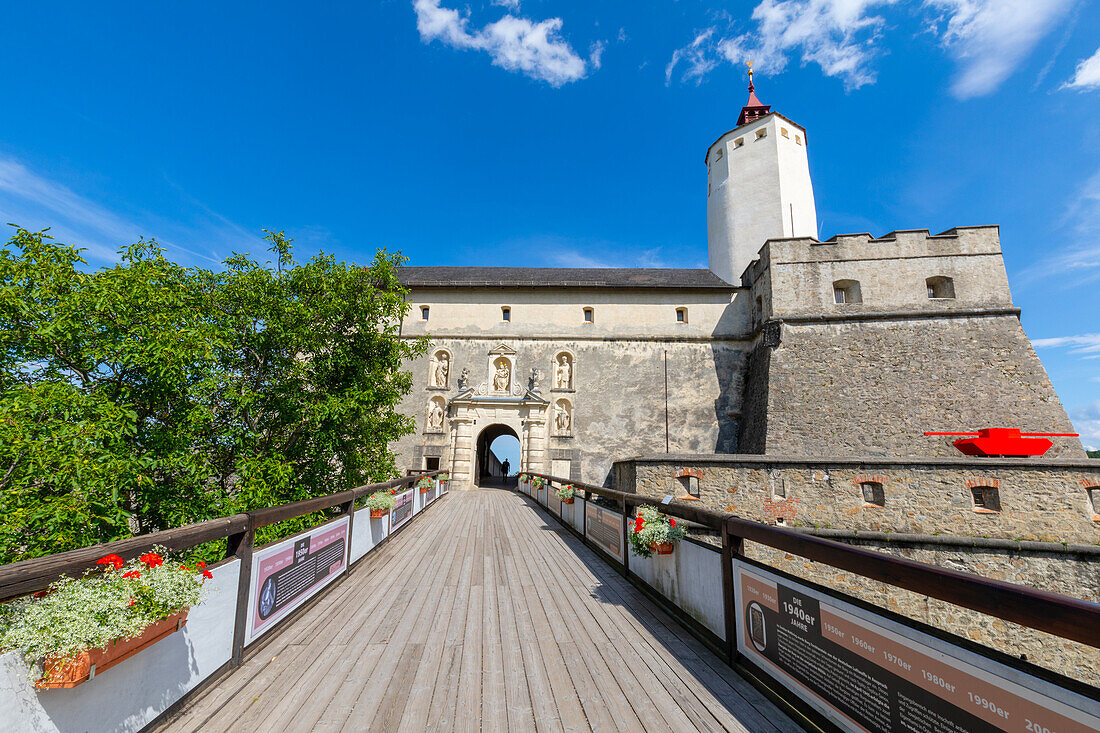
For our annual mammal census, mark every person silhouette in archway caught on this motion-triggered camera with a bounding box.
[501,459,510,477]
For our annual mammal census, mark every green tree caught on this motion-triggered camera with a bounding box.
[0,227,425,563]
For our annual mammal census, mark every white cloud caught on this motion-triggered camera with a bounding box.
[590,40,606,70]
[1019,168,1100,286]
[492,0,520,9]
[1032,333,1100,356]
[925,0,1076,98]
[666,1,895,90]
[1062,45,1100,90]
[0,152,261,266]
[1068,400,1100,450]
[413,0,587,87]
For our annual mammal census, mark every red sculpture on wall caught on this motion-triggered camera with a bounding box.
[924,428,1079,457]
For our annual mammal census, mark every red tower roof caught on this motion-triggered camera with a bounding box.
[737,64,771,126]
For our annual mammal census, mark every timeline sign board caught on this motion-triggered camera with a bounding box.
[246,516,349,644]
[391,489,414,531]
[732,560,1100,733]
[548,489,562,516]
[585,504,623,563]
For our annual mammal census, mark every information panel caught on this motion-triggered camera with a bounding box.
[247,516,349,644]
[391,489,414,531]
[732,561,1100,733]
[585,504,623,563]
[549,489,562,516]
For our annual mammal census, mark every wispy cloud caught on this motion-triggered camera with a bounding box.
[925,0,1076,98]
[665,1,895,90]
[1068,399,1100,450]
[0,151,262,266]
[1062,45,1100,90]
[1018,168,1100,286]
[413,0,587,86]
[545,245,681,269]
[589,40,606,70]
[1032,333,1100,358]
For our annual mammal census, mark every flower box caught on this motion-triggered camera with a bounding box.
[36,609,189,690]
[562,497,574,505]
[369,508,388,519]
[419,485,432,494]
[652,542,674,555]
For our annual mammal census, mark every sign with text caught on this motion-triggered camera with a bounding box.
[246,516,349,644]
[733,561,1100,733]
[585,504,623,563]
[549,489,562,516]
[391,489,414,531]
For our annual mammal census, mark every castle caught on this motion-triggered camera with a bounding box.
[393,73,1099,548]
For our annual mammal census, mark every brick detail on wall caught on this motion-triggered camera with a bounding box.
[965,477,1002,489]
[762,496,800,525]
[1080,478,1100,489]
[675,468,704,479]
[853,474,887,485]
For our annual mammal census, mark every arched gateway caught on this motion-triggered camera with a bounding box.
[474,423,519,486]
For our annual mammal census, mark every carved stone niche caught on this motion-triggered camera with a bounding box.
[425,396,446,434]
[551,351,575,392]
[428,349,451,390]
[483,343,521,397]
[552,398,573,437]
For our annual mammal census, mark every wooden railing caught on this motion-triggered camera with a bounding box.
[524,473,1100,651]
[0,472,443,668]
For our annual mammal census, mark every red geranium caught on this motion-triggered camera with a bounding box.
[140,552,164,568]
[97,554,124,571]
[122,570,141,579]
[202,569,213,580]
[196,561,206,569]
[669,518,676,528]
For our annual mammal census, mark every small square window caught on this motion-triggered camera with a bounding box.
[677,475,700,497]
[755,128,767,140]
[676,307,687,323]
[1088,488,1100,519]
[971,486,1000,512]
[795,134,802,145]
[502,306,511,322]
[715,148,723,161]
[583,307,594,323]
[425,456,440,471]
[781,128,789,138]
[860,481,885,507]
[734,137,744,148]
[420,306,430,321]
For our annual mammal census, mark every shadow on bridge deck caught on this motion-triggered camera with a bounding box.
[155,487,801,732]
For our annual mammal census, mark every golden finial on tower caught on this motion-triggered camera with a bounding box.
[747,61,755,91]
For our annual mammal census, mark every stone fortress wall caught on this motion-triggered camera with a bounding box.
[739,226,1083,458]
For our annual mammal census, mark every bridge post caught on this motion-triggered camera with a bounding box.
[721,518,743,667]
[226,515,257,667]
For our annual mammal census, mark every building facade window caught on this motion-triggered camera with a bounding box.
[1087,487,1099,519]
[860,481,885,507]
[734,137,744,148]
[676,307,687,323]
[755,128,767,140]
[425,456,440,471]
[926,276,956,299]
[420,306,430,321]
[583,307,594,323]
[970,486,1001,512]
[501,306,511,322]
[833,279,862,304]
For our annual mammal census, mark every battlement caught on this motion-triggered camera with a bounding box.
[743,225,1013,319]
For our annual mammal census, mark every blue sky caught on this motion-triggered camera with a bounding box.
[1,1,1099,447]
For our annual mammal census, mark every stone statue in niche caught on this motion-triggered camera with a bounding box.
[457,367,470,390]
[427,400,445,430]
[555,402,571,433]
[554,354,572,390]
[431,352,450,388]
[529,367,542,395]
[493,359,511,392]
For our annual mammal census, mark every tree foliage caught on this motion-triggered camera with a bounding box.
[0,227,425,563]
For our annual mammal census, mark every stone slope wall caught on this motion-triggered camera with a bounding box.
[750,315,1083,458]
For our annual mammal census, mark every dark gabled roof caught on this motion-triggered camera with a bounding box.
[397,267,737,290]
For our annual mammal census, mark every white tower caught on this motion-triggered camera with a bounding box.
[706,68,818,284]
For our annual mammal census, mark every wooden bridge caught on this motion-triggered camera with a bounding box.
[1,472,1098,733]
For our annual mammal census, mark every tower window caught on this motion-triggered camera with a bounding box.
[971,486,1001,512]
[860,481,885,507]
[420,306,430,321]
[832,280,862,304]
[926,276,956,299]
[676,307,687,323]
[755,128,767,140]
[734,137,744,148]
[501,306,511,322]
[795,134,802,145]
[583,307,594,323]
[781,127,789,138]
[714,148,723,161]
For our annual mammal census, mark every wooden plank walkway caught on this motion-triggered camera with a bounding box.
[157,487,802,732]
